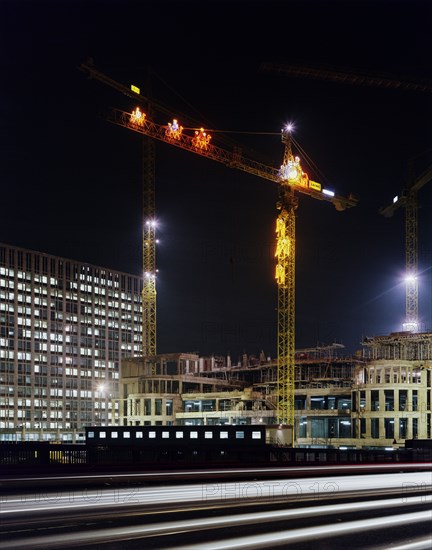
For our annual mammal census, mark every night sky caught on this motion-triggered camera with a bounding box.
[1,0,432,360]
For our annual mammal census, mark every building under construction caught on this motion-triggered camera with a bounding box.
[120,332,432,449]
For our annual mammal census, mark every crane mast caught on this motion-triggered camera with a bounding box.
[142,136,157,356]
[106,106,357,428]
[405,190,418,330]
[380,164,432,331]
[79,61,157,357]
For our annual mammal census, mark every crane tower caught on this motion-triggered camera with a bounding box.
[380,164,432,331]
[79,61,157,357]
[261,60,432,334]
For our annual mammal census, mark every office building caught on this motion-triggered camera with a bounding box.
[0,243,142,441]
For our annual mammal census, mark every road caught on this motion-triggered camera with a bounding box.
[1,468,431,549]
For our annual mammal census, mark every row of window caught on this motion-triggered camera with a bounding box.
[88,429,263,441]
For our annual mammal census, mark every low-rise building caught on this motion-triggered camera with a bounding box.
[120,337,432,449]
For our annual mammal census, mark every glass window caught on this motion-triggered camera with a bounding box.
[142,399,151,416]
[412,391,418,412]
[298,417,307,438]
[88,431,94,438]
[204,431,213,439]
[190,431,198,439]
[149,431,156,439]
[310,397,325,410]
[111,431,118,438]
[166,400,173,416]
[371,390,379,411]
[220,431,229,439]
[337,397,351,411]
[371,418,379,438]
[235,431,245,439]
[252,431,262,439]
[327,397,336,410]
[399,418,407,439]
[136,431,143,438]
[155,399,162,415]
[176,431,184,438]
[384,418,394,439]
[100,431,106,438]
[399,390,408,411]
[162,431,169,439]
[338,419,352,438]
[123,432,130,438]
[413,418,418,438]
[384,390,394,411]
[360,418,366,438]
[295,396,306,410]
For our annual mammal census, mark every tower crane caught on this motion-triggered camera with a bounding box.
[102,105,357,428]
[260,61,432,332]
[80,61,158,357]
[380,163,432,331]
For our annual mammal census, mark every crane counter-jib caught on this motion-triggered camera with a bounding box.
[106,107,358,211]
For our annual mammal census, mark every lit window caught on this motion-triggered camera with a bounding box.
[220,431,229,439]
[136,431,143,439]
[236,431,245,439]
[252,431,262,439]
[111,432,118,438]
[88,431,95,438]
[162,431,170,439]
[123,432,130,438]
[176,431,184,439]
[190,431,198,439]
[149,431,156,439]
[204,431,213,439]
[100,431,106,439]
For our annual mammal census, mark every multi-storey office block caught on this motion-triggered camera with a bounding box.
[0,243,142,441]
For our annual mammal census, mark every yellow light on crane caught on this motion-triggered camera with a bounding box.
[130,107,146,126]
[192,128,211,150]
[279,156,309,188]
[131,84,140,94]
[275,217,291,285]
[166,119,184,140]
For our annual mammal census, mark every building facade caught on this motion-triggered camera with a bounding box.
[351,332,432,447]
[0,243,142,441]
[120,339,432,449]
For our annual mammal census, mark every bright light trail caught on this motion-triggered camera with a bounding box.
[1,472,430,515]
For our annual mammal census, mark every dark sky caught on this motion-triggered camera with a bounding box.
[1,0,432,360]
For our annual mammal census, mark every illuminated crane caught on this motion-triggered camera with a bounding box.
[80,61,157,357]
[105,106,357,427]
[380,164,432,331]
[261,61,432,333]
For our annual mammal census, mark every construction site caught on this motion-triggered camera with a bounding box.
[78,62,431,449]
[1,62,431,449]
